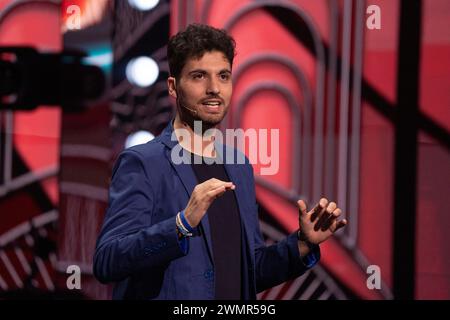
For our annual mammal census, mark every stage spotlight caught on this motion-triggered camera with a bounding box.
[126,56,159,87]
[125,130,155,148]
[128,0,159,11]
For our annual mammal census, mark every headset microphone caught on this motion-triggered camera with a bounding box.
[181,104,197,115]
[174,83,197,115]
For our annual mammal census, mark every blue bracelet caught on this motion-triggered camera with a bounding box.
[180,210,194,232]
[176,213,192,237]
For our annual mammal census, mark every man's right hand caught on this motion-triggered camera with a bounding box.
[183,178,235,228]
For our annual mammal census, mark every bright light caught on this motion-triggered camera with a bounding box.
[126,56,159,87]
[125,130,155,148]
[128,0,159,11]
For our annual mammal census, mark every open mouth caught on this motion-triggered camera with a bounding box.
[201,100,222,112]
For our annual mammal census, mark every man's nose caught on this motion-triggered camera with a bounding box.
[206,78,220,95]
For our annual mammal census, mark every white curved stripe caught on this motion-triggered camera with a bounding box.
[337,0,353,219]
[264,282,285,300]
[48,253,58,269]
[0,251,23,288]
[60,182,108,202]
[0,166,58,197]
[259,218,349,300]
[347,0,365,249]
[33,210,58,227]
[318,290,332,300]
[0,210,58,246]
[25,235,34,247]
[259,221,286,240]
[61,144,111,162]
[35,257,54,291]
[0,274,8,290]
[14,247,32,275]
[299,279,321,300]
[0,223,29,247]
[310,263,348,300]
[55,261,94,275]
[280,272,308,300]
[4,111,13,185]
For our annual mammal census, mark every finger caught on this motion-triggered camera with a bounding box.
[206,183,234,200]
[207,178,228,186]
[326,202,337,215]
[321,208,341,231]
[311,198,328,222]
[199,178,226,191]
[334,219,347,232]
[297,200,308,216]
[209,181,235,191]
[310,202,321,221]
[225,182,236,190]
[315,207,332,231]
[332,208,341,218]
[221,182,235,191]
[322,202,337,222]
[318,200,336,226]
[206,185,227,200]
[321,218,346,234]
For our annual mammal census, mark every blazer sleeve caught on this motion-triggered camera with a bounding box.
[93,149,187,284]
[245,165,321,293]
[254,217,321,293]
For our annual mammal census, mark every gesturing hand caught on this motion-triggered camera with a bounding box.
[184,178,235,228]
[297,198,347,245]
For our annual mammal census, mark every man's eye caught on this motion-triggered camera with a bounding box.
[220,74,230,80]
[193,74,204,79]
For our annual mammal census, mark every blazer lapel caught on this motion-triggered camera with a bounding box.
[161,121,215,265]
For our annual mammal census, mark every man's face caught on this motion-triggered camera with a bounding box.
[168,50,232,128]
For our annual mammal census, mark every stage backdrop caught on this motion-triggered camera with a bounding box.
[170,0,450,299]
[0,0,448,300]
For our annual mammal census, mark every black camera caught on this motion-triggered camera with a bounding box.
[0,46,105,112]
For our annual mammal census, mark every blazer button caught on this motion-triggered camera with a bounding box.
[204,269,214,280]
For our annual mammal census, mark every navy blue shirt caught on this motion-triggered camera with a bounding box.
[190,152,242,300]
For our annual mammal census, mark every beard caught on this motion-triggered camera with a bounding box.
[177,100,228,133]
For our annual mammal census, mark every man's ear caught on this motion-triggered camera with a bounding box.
[167,77,177,99]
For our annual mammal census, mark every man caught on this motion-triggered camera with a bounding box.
[93,24,347,300]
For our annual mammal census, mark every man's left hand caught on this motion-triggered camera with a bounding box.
[297,198,347,245]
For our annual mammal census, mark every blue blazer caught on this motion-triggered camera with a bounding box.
[93,120,320,300]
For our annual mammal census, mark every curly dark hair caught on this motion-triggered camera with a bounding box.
[167,23,236,79]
